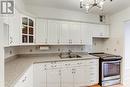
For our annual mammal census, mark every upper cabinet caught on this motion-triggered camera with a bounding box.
[36,19,109,45]
[69,22,81,44]
[3,10,36,47]
[47,20,60,44]
[36,19,48,44]
[60,21,70,44]
[90,24,109,38]
[4,10,21,46]
[21,15,35,44]
[80,23,93,45]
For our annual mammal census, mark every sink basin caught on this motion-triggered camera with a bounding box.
[59,53,82,59]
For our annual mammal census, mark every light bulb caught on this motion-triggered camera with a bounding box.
[80,0,83,2]
[86,5,90,10]
[99,1,104,6]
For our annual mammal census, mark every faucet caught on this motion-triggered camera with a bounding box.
[68,50,72,57]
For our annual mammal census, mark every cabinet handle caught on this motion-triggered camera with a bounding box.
[57,40,60,44]
[100,33,103,36]
[45,39,47,44]
[80,40,82,43]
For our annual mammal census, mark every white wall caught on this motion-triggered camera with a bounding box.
[25,5,109,23]
[0,16,5,87]
[92,38,106,52]
[4,47,18,59]
[103,7,130,86]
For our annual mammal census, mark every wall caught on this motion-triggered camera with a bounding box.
[103,7,130,86]
[11,45,92,55]
[0,15,5,87]
[92,38,106,52]
[4,47,18,59]
[25,5,109,24]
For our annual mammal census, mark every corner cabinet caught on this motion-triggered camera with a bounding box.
[20,15,35,45]
[3,10,35,47]
[14,65,33,87]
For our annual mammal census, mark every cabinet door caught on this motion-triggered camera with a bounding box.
[87,65,99,86]
[24,65,33,87]
[61,68,74,87]
[36,19,48,44]
[81,23,92,45]
[8,10,20,45]
[47,20,60,44]
[91,24,109,38]
[34,64,46,87]
[74,66,89,87]
[70,22,81,44]
[46,69,61,87]
[60,21,70,44]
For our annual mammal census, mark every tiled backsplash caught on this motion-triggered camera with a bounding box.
[4,45,93,59]
[17,45,92,54]
[4,38,108,59]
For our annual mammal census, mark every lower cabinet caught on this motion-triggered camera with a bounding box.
[14,65,33,87]
[46,69,61,87]
[34,59,99,87]
[61,68,74,87]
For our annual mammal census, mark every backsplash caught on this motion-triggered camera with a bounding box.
[4,39,106,59]
[4,47,18,59]
[17,45,92,54]
[4,45,93,58]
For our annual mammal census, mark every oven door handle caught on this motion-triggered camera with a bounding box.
[102,60,121,64]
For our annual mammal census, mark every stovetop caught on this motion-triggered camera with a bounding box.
[89,52,122,60]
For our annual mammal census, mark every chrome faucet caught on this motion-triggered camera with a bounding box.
[68,50,72,57]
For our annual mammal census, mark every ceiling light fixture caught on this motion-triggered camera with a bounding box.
[80,0,113,13]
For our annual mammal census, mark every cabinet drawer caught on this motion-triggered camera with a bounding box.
[45,62,62,69]
[62,61,76,68]
[86,59,98,65]
[88,78,98,86]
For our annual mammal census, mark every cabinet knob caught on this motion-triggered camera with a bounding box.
[45,39,47,44]
[57,40,60,44]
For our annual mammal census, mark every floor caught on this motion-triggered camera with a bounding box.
[108,84,123,87]
[88,84,124,87]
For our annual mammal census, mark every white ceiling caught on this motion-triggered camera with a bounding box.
[23,0,130,15]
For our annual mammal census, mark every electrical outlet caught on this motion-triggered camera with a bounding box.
[10,50,12,54]
[29,49,33,52]
[58,48,60,52]
[114,48,117,52]
[81,48,84,51]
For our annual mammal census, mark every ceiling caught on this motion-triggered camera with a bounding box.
[23,0,130,15]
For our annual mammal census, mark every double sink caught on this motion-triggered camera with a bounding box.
[59,50,82,59]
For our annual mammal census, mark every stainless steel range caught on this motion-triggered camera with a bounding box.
[90,53,122,87]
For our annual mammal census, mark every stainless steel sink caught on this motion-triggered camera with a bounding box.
[59,51,82,59]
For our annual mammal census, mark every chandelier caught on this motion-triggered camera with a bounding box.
[80,0,113,13]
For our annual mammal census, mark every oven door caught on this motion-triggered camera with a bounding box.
[102,60,121,81]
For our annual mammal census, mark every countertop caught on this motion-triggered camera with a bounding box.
[5,53,99,87]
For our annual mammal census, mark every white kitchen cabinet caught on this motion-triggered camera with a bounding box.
[80,23,93,45]
[36,19,48,44]
[61,68,74,87]
[8,10,21,46]
[34,63,47,87]
[33,59,99,87]
[14,65,33,87]
[70,22,81,44]
[74,66,88,87]
[60,21,70,44]
[20,14,35,44]
[46,69,61,87]
[91,24,109,38]
[47,20,60,44]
